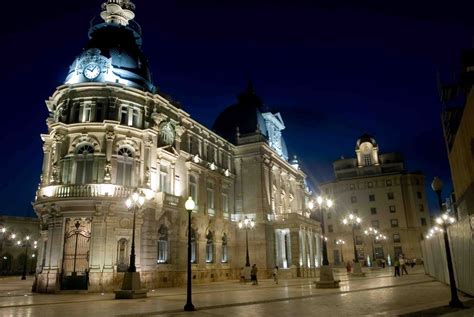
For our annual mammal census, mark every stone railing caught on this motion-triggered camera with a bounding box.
[36,184,135,201]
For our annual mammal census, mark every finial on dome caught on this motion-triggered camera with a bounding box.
[101,0,136,26]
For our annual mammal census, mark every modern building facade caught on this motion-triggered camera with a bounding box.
[440,46,474,220]
[32,0,321,293]
[320,135,429,265]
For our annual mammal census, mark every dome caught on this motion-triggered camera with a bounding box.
[213,83,268,144]
[356,133,377,149]
[213,83,289,160]
[64,1,155,93]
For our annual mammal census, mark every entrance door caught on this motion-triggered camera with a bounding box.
[61,218,91,290]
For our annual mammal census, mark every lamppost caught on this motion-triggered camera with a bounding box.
[342,213,364,276]
[238,216,255,267]
[308,196,333,265]
[309,196,340,288]
[17,237,38,280]
[115,190,147,299]
[364,227,379,267]
[335,239,345,264]
[431,177,463,308]
[184,196,196,311]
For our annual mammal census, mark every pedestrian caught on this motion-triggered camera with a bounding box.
[400,256,408,275]
[346,261,352,273]
[273,266,279,284]
[394,258,400,277]
[240,267,245,283]
[381,259,386,269]
[410,258,416,268]
[251,264,258,285]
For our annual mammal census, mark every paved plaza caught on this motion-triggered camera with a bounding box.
[0,267,473,317]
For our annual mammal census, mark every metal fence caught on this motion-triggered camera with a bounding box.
[421,216,474,296]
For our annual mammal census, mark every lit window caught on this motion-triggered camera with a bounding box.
[189,175,198,206]
[75,144,95,184]
[390,219,399,228]
[157,225,169,264]
[389,205,396,213]
[364,154,372,166]
[159,164,170,193]
[116,147,133,186]
[393,233,401,243]
[207,181,215,215]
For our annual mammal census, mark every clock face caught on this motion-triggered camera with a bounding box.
[83,63,101,79]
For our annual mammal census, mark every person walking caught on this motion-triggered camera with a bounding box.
[394,258,400,277]
[346,261,352,273]
[251,264,258,285]
[273,266,279,284]
[400,256,408,275]
[410,258,416,268]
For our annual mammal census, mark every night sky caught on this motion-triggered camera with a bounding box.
[1,1,473,217]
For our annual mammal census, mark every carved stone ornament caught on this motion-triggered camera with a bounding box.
[106,131,115,142]
[152,112,168,128]
[104,162,112,183]
[50,163,59,184]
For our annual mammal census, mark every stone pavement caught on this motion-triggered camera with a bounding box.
[0,266,473,317]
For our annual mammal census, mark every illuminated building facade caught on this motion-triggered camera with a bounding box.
[33,0,321,293]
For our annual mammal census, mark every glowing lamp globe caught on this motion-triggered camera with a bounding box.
[185,197,195,211]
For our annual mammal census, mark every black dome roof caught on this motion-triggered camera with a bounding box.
[64,15,155,93]
[213,83,269,144]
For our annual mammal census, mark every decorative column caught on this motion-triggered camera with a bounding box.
[50,133,65,184]
[104,131,115,183]
[143,137,153,188]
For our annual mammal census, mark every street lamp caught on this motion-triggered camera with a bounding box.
[342,213,364,276]
[14,235,37,280]
[238,216,255,267]
[115,189,147,299]
[335,239,345,264]
[364,227,379,267]
[309,196,340,288]
[431,177,463,308]
[184,196,196,311]
[309,196,333,265]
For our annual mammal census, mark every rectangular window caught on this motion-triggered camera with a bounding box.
[188,175,198,206]
[371,220,379,228]
[207,181,215,216]
[132,108,140,127]
[328,225,333,233]
[387,192,394,200]
[370,207,377,215]
[350,184,355,190]
[120,106,128,125]
[221,242,228,263]
[389,205,396,213]
[417,191,422,199]
[390,219,399,228]
[393,233,401,243]
[82,103,92,122]
[327,212,332,219]
[386,179,392,186]
[221,193,229,213]
[159,165,170,193]
[421,218,427,226]
[369,194,375,202]
[368,182,373,188]
[157,240,168,264]
[351,196,357,203]
[419,204,424,212]
[355,236,363,245]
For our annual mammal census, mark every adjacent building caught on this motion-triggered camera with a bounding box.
[0,216,39,275]
[440,47,474,219]
[320,135,429,265]
[32,0,321,293]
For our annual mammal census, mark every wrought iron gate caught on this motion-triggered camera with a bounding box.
[61,218,91,290]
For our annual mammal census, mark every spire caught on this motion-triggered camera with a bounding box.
[100,0,136,26]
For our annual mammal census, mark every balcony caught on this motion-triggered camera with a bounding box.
[35,184,181,208]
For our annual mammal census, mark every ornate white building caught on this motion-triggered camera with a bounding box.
[32,0,321,293]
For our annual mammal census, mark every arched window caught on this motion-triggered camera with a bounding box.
[221,234,228,263]
[117,238,128,272]
[206,231,214,263]
[157,225,169,264]
[190,229,197,264]
[116,147,134,186]
[75,144,95,184]
[364,154,372,166]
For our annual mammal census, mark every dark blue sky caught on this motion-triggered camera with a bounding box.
[0,1,473,217]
